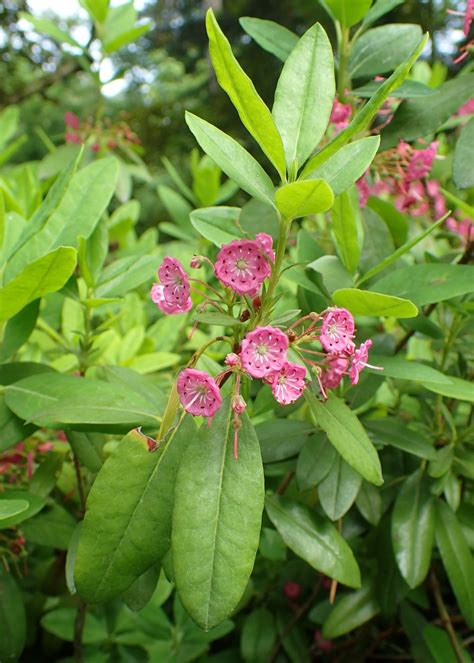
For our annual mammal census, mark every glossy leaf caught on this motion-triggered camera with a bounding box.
[356,482,382,526]
[0,247,77,322]
[435,500,474,628]
[239,17,298,62]
[185,112,275,207]
[349,24,422,78]
[0,569,26,662]
[362,0,404,26]
[392,470,434,588]
[172,399,264,630]
[302,34,427,176]
[275,180,334,220]
[296,433,336,491]
[353,79,435,99]
[306,136,379,195]
[424,377,474,403]
[256,419,312,463]
[79,0,109,23]
[305,391,383,485]
[381,74,474,149]
[207,9,285,178]
[366,419,436,460]
[19,11,81,47]
[241,608,276,661]
[322,579,380,638]
[367,197,408,247]
[332,288,418,317]
[190,206,242,246]
[273,23,335,169]
[366,355,452,384]
[266,494,361,587]
[75,420,194,603]
[22,505,76,550]
[325,0,372,27]
[371,264,474,307]
[330,188,362,273]
[0,491,46,529]
[4,373,160,431]
[453,116,474,190]
[318,454,362,520]
[423,625,469,663]
[0,499,29,521]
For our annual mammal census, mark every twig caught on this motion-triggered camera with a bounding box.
[430,570,465,663]
[276,471,294,495]
[74,601,87,663]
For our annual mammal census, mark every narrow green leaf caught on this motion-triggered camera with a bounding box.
[172,399,264,630]
[352,79,435,99]
[296,433,336,491]
[275,180,334,219]
[0,569,26,662]
[0,499,29,521]
[256,419,312,463]
[322,579,380,638]
[306,136,379,195]
[357,212,449,286]
[435,500,474,628]
[424,377,474,403]
[371,264,474,307]
[103,22,151,53]
[367,197,408,247]
[273,23,335,169]
[0,491,46,529]
[190,206,242,247]
[318,454,362,520]
[362,0,404,26]
[19,12,82,47]
[185,112,275,207]
[440,187,474,219]
[0,247,77,322]
[349,24,422,78]
[75,420,194,603]
[366,419,437,460]
[241,608,276,661]
[305,391,383,485]
[356,482,382,526]
[332,288,418,317]
[266,494,361,587]
[325,0,373,27]
[207,9,285,178]
[365,356,452,385]
[330,189,362,272]
[453,116,474,190]
[392,470,434,588]
[195,311,243,327]
[239,17,298,62]
[122,565,160,612]
[301,34,428,176]
[0,299,40,361]
[79,0,109,23]
[423,625,470,663]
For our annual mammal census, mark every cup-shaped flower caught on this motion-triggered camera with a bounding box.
[268,361,306,405]
[255,233,275,262]
[158,257,191,305]
[348,339,382,385]
[320,308,355,354]
[240,326,289,378]
[215,239,272,295]
[322,356,349,389]
[177,368,222,417]
[150,283,192,315]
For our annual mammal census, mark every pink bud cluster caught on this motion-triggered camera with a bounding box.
[328,99,352,133]
[64,112,140,154]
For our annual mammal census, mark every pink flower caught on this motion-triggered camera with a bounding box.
[320,308,355,354]
[322,356,349,390]
[329,99,352,131]
[159,257,191,304]
[232,394,246,415]
[225,353,240,367]
[177,368,222,417]
[464,0,474,36]
[348,340,383,385]
[395,181,429,216]
[150,284,192,315]
[65,132,81,144]
[356,176,370,208]
[269,361,306,405]
[406,142,438,182]
[457,98,474,116]
[256,233,275,262]
[64,111,80,130]
[240,326,288,378]
[215,239,272,295]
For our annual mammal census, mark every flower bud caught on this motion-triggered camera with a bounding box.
[232,395,246,415]
[225,353,240,367]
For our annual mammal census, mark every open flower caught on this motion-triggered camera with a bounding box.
[150,257,192,314]
[177,368,222,417]
[320,308,355,354]
[349,340,383,385]
[215,239,272,295]
[240,326,288,378]
[322,356,349,390]
[268,361,306,405]
[255,233,275,262]
[150,283,192,315]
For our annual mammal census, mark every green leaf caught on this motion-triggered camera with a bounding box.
[349,24,422,78]
[172,399,264,630]
[356,482,382,526]
[435,500,474,628]
[239,17,298,62]
[4,373,160,432]
[190,206,242,247]
[365,355,452,385]
[19,12,82,47]
[266,494,361,587]
[381,74,474,149]
[361,0,404,26]
[0,499,29,521]
[22,505,76,550]
[206,9,285,179]
[424,377,474,403]
[79,0,109,23]
[325,0,373,27]
[0,106,19,151]
[322,579,380,638]
[122,565,160,612]
[301,34,428,176]
[308,255,353,294]
[75,420,194,603]
[453,116,474,190]
[352,79,435,99]
[273,23,335,170]
[41,607,107,644]
[256,419,312,463]
[423,624,470,663]
[6,158,118,280]
[95,254,157,298]
[195,311,243,327]
[158,184,194,229]
[241,608,276,661]
[332,288,418,317]
[104,22,151,53]
[0,395,36,451]
[0,491,46,529]
[330,188,362,273]
[392,470,434,588]
[185,112,275,207]
[275,180,334,220]
[370,264,474,307]
[0,299,40,361]
[296,433,336,491]
[67,432,105,473]
[367,197,408,247]
[0,247,77,322]
[305,391,383,485]
[366,419,436,460]
[306,136,379,195]
[318,454,362,520]
[0,569,26,662]
[357,212,449,286]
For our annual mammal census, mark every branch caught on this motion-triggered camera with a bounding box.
[1,60,82,107]
[430,570,465,663]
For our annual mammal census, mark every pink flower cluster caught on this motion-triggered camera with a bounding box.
[329,99,352,133]
[64,112,140,153]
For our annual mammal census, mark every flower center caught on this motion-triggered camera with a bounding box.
[256,343,268,356]
[236,258,248,270]
[277,375,286,385]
